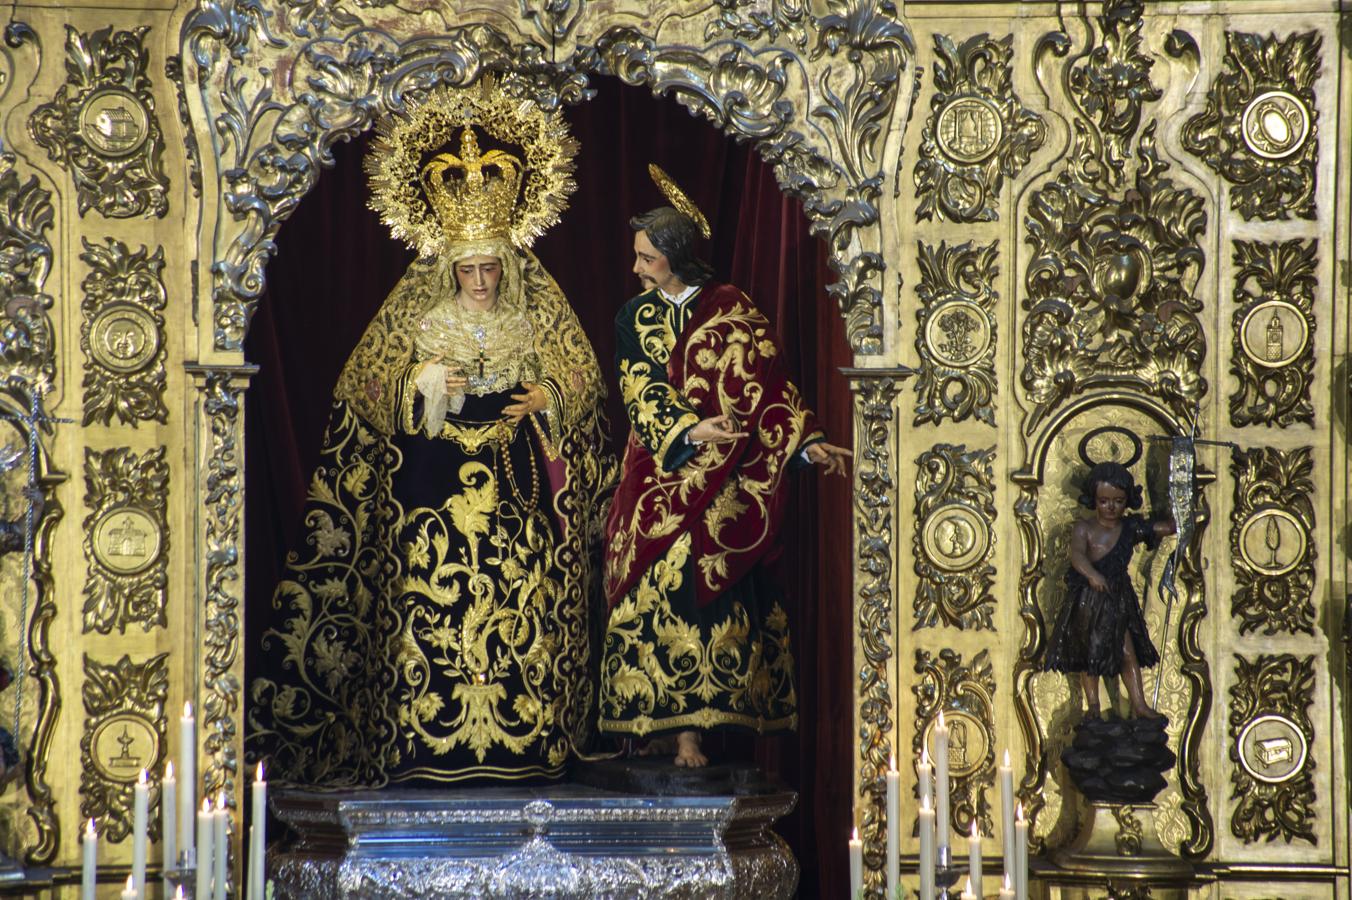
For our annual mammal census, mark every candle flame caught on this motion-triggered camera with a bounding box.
[183,701,192,718]
[889,753,896,772]
[921,794,931,812]
[1003,874,1012,889]
[1016,802,1025,822]
[938,710,946,728]
[176,889,185,899]
[256,761,265,781]
[921,747,930,766]
[1003,748,1010,767]
[165,760,174,779]
[202,798,212,813]
[971,821,979,838]
[125,875,134,889]
[852,826,859,841]
[965,876,972,892]
[217,791,228,807]
[138,768,147,785]
[86,818,96,835]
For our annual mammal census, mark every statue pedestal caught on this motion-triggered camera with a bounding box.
[1043,802,1194,900]
[269,777,798,899]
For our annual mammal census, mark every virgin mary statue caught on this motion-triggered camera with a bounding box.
[247,81,613,786]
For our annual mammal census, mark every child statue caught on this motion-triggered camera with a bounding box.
[1045,461,1175,720]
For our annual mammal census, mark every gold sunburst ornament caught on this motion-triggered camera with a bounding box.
[366,78,578,257]
[648,163,711,239]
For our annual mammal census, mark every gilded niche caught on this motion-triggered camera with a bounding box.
[1023,0,1206,433]
[1228,447,1315,637]
[913,648,996,836]
[911,443,996,631]
[28,26,169,219]
[79,238,169,426]
[1228,654,1316,845]
[914,240,998,427]
[81,447,169,633]
[79,653,168,842]
[1182,31,1321,221]
[1228,240,1316,428]
[914,33,1044,223]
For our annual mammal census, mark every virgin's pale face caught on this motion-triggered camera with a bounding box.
[454,255,503,305]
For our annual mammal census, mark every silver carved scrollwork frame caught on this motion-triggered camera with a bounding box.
[177,0,915,893]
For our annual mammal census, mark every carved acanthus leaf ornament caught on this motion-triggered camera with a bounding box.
[912,444,996,631]
[913,648,996,837]
[1228,240,1316,428]
[914,240,997,426]
[81,447,169,634]
[1228,447,1315,636]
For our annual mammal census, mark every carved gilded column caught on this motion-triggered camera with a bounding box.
[185,363,256,885]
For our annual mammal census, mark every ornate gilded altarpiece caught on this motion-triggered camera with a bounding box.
[0,0,1346,896]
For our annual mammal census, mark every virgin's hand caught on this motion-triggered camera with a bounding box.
[504,383,547,422]
[688,415,748,444]
[806,441,852,476]
[445,371,468,392]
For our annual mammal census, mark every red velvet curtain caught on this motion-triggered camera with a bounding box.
[245,77,853,898]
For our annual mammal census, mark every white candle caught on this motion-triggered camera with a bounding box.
[179,702,196,859]
[999,873,1015,900]
[886,755,899,898]
[120,874,136,900]
[195,799,213,900]
[1015,803,1028,900]
[968,820,983,895]
[918,796,935,900]
[934,712,950,859]
[214,792,229,900]
[999,749,1015,887]
[251,763,268,900]
[960,875,976,900]
[132,769,148,897]
[848,827,863,899]
[918,749,933,811]
[81,819,97,900]
[162,761,177,876]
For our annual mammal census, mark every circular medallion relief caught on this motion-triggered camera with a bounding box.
[1242,91,1310,160]
[937,96,1004,164]
[92,507,161,575]
[1237,508,1306,577]
[1239,300,1308,369]
[924,710,989,778]
[1237,714,1307,784]
[78,89,150,158]
[924,300,991,368]
[91,714,158,782]
[91,305,159,373]
[921,504,989,572]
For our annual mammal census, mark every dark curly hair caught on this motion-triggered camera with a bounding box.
[1078,461,1143,510]
[629,207,715,287]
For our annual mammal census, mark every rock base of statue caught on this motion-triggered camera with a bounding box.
[1061,715,1174,803]
[269,778,798,899]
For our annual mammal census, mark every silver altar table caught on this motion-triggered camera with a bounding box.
[269,785,799,899]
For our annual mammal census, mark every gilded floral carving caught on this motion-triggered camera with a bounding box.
[1228,447,1315,636]
[1228,654,1316,845]
[913,648,996,837]
[1228,240,1317,428]
[27,26,168,219]
[914,33,1044,222]
[78,238,169,426]
[79,653,168,842]
[0,154,56,390]
[912,444,996,631]
[914,240,997,426]
[81,447,169,634]
[1183,31,1321,221]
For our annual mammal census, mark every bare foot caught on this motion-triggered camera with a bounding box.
[674,731,708,767]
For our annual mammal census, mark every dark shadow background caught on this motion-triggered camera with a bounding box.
[244,76,854,899]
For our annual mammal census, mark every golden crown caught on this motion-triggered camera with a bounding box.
[421,128,522,244]
[366,78,577,257]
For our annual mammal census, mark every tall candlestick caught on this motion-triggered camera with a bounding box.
[918,749,933,811]
[195,799,213,900]
[179,702,196,860]
[1015,803,1028,900]
[934,712,950,859]
[999,873,1015,900]
[132,769,148,897]
[121,874,137,900]
[968,820,983,895]
[848,827,863,899]
[250,763,267,900]
[214,792,228,900]
[81,819,97,900]
[918,796,935,900]
[886,755,899,898]
[162,762,177,878]
[999,749,1014,888]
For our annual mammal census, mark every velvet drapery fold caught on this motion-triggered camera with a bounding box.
[245,78,853,898]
